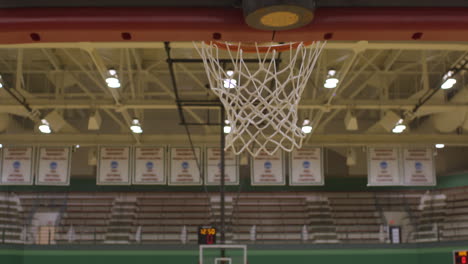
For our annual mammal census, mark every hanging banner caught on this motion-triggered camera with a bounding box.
[289,147,324,186]
[97,146,131,185]
[133,146,166,185]
[0,146,34,185]
[169,147,202,185]
[367,147,401,186]
[205,147,239,185]
[403,147,436,186]
[36,147,72,186]
[251,149,285,186]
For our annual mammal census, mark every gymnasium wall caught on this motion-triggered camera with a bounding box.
[0,172,467,192]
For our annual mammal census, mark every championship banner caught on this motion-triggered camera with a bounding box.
[251,149,285,186]
[97,146,131,185]
[36,147,72,186]
[169,147,202,185]
[0,146,34,185]
[289,147,324,186]
[205,147,239,185]
[403,147,436,186]
[133,146,166,185]
[367,147,401,186]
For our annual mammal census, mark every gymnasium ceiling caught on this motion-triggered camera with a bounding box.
[0,2,467,177]
[1,0,468,7]
[0,41,467,148]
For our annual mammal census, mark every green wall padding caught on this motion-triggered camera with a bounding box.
[0,173,467,192]
[0,244,464,264]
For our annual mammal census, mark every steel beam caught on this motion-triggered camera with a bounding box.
[0,7,467,43]
[1,133,467,146]
[1,41,468,51]
[0,99,466,112]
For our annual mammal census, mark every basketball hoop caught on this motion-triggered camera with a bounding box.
[194,41,325,157]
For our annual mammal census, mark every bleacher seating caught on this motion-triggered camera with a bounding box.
[55,194,115,244]
[328,192,383,243]
[135,194,212,244]
[305,196,338,243]
[0,193,24,244]
[231,194,310,243]
[1,187,468,245]
[410,192,446,242]
[442,188,468,241]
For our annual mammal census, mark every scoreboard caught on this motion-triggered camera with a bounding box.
[198,226,217,245]
[454,250,467,264]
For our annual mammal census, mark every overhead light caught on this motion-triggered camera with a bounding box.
[226,70,234,77]
[38,119,52,134]
[435,143,445,149]
[108,69,117,76]
[392,125,406,133]
[130,118,143,134]
[0,144,3,148]
[106,77,121,88]
[223,78,237,89]
[392,119,406,134]
[324,69,339,89]
[441,78,456,89]
[75,144,80,149]
[301,119,312,134]
[106,68,121,88]
[0,74,3,88]
[223,120,231,134]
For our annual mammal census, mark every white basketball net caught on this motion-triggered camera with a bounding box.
[195,41,325,157]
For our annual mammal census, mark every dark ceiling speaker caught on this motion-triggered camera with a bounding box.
[243,0,315,31]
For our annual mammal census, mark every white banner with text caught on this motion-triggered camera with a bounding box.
[368,147,401,186]
[0,146,34,185]
[403,148,436,186]
[169,147,202,185]
[97,146,131,185]
[289,147,324,186]
[205,147,239,185]
[251,149,285,186]
[36,147,71,186]
[133,146,166,185]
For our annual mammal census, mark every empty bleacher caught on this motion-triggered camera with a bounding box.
[410,192,446,242]
[231,194,310,243]
[55,193,115,244]
[442,187,468,241]
[329,192,383,243]
[0,193,24,244]
[1,188,468,245]
[135,194,212,244]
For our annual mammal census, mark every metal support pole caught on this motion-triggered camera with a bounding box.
[220,108,226,257]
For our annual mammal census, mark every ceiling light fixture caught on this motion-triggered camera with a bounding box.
[223,120,232,134]
[106,68,121,88]
[130,118,143,134]
[435,143,445,149]
[324,68,339,89]
[38,119,52,134]
[301,119,313,134]
[223,78,237,89]
[392,119,406,134]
